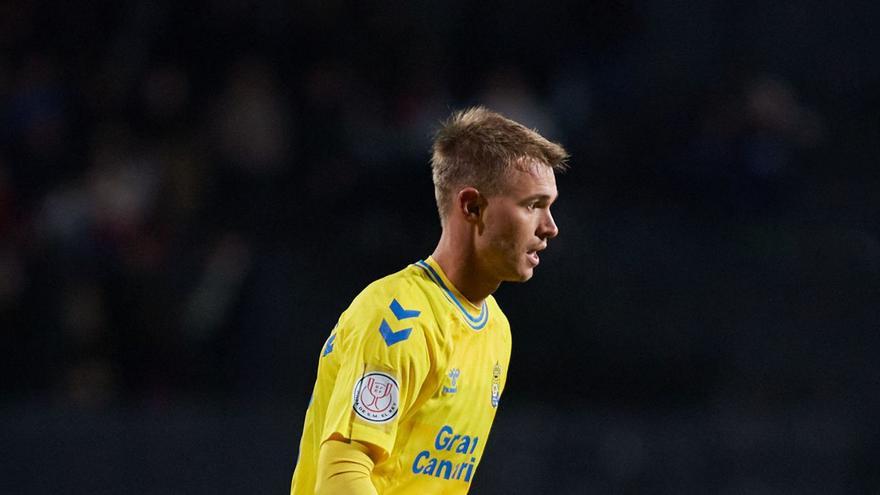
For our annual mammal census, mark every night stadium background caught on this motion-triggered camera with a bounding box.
[2,1,879,493]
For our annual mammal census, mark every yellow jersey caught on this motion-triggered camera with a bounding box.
[291,256,512,495]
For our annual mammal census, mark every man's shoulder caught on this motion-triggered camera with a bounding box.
[336,262,440,353]
[486,294,510,327]
[344,262,435,321]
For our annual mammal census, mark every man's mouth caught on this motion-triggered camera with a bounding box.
[526,243,547,267]
[526,250,540,266]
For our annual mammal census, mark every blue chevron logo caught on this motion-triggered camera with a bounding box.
[379,319,412,346]
[322,334,336,357]
[377,299,420,346]
[390,299,420,320]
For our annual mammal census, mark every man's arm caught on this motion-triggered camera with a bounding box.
[315,437,380,495]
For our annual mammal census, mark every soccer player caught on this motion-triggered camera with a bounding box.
[291,107,569,495]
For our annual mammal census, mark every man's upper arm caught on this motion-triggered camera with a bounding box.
[315,438,379,495]
[320,294,433,459]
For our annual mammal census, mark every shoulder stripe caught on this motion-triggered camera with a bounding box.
[414,260,488,330]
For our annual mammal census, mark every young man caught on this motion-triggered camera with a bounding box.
[291,107,569,495]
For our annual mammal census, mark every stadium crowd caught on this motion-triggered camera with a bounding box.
[2,1,878,493]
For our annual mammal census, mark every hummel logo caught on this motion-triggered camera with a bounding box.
[443,368,460,394]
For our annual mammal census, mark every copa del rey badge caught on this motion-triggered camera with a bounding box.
[353,372,400,423]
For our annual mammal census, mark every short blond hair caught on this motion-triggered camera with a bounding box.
[430,106,569,223]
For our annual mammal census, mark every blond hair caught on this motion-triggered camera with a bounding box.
[430,106,569,223]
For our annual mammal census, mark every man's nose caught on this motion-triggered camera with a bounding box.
[540,210,559,239]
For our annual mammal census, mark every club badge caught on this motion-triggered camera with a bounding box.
[491,362,502,408]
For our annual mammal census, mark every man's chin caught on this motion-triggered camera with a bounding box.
[507,268,534,283]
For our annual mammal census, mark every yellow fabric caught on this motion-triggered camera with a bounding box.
[315,439,379,495]
[292,257,511,495]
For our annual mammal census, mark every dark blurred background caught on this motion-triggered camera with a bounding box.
[2,1,879,493]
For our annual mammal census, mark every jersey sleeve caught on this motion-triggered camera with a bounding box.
[315,440,378,495]
[320,293,433,459]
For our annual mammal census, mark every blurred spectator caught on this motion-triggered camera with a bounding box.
[669,74,824,216]
[0,1,877,493]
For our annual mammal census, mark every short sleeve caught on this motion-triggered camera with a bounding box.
[320,293,432,458]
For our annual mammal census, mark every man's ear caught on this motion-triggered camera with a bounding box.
[457,187,485,223]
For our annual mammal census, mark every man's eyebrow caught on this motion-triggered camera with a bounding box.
[523,193,556,202]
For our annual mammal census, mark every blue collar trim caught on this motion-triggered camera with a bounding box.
[414,260,488,330]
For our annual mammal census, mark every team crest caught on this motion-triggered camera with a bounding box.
[491,362,502,408]
[352,372,400,423]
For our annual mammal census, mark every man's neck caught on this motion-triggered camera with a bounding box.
[430,233,500,306]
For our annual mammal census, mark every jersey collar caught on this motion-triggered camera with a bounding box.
[414,257,489,330]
